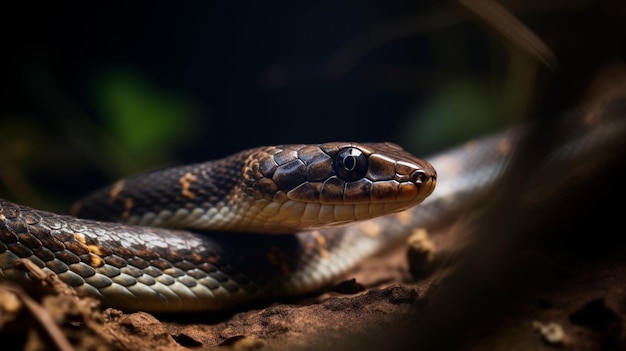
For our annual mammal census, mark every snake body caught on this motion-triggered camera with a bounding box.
[0,142,436,312]
[0,96,624,312]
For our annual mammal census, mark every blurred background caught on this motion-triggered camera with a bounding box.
[0,0,624,213]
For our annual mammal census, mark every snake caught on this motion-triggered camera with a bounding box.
[0,95,625,313]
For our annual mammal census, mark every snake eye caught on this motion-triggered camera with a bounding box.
[334,147,368,182]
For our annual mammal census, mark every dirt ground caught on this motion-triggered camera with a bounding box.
[2,206,625,351]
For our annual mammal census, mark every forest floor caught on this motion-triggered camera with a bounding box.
[2,215,625,351]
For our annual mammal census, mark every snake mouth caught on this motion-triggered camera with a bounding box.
[247,166,436,233]
[418,172,437,200]
[392,172,436,207]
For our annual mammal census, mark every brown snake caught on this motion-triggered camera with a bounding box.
[0,94,624,313]
[0,142,436,312]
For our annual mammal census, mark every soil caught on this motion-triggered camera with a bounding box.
[2,208,625,351]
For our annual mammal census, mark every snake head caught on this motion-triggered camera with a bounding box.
[71,142,435,235]
[242,142,436,233]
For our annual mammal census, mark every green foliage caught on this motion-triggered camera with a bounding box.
[94,69,202,166]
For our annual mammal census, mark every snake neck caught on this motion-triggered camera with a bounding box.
[71,150,256,229]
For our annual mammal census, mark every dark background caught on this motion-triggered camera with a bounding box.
[1,1,624,213]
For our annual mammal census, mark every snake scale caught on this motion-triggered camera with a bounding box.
[0,94,625,313]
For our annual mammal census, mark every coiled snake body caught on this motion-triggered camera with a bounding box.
[1,97,624,312]
[0,142,436,312]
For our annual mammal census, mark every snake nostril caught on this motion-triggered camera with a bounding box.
[410,170,427,184]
